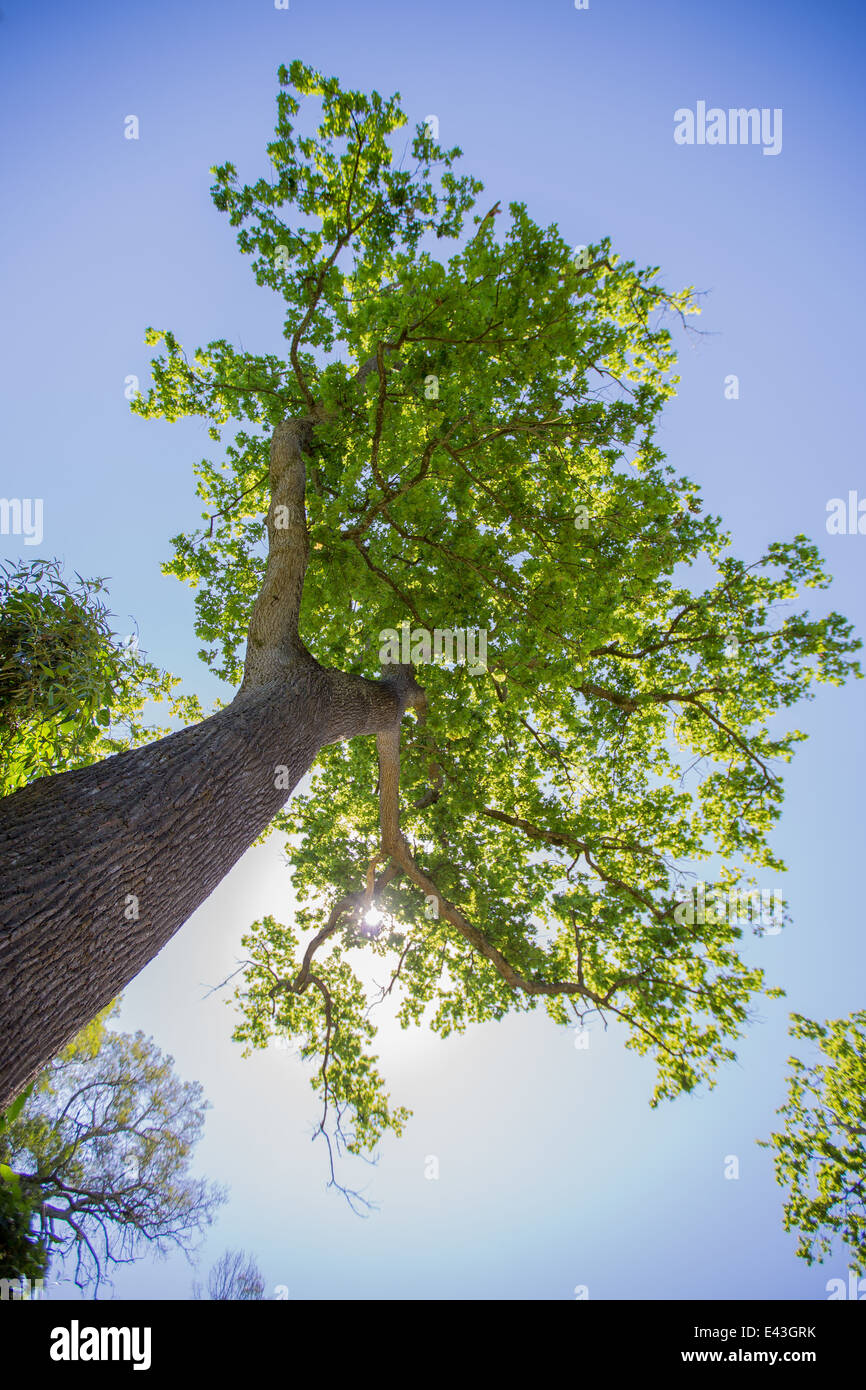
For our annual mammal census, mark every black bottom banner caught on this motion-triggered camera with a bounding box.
[2,1296,860,1376]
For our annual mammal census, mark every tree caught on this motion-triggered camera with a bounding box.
[761,1011,866,1276]
[0,1003,225,1293]
[0,1177,49,1285]
[0,60,859,1142]
[0,557,200,798]
[193,1248,265,1301]
[0,1085,49,1285]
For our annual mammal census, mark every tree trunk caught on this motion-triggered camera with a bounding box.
[0,657,415,1110]
[0,409,433,1109]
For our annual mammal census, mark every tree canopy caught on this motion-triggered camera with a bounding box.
[0,1003,225,1292]
[762,1011,866,1276]
[115,59,860,1194]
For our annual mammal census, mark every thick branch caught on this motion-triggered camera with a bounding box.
[240,419,314,690]
[373,709,606,1004]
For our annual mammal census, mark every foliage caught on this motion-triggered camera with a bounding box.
[0,557,203,796]
[131,60,861,1187]
[0,1182,48,1283]
[0,1003,226,1293]
[0,1170,49,1284]
[0,1082,48,1283]
[761,1011,866,1275]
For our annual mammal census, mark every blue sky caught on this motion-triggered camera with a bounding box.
[1,0,865,1299]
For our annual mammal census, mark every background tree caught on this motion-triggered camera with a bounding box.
[0,1086,49,1285]
[192,1247,265,1301]
[0,60,859,1156]
[0,1179,48,1286]
[761,1011,866,1276]
[0,1003,225,1293]
[0,556,201,797]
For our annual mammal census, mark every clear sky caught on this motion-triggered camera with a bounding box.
[1,0,865,1300]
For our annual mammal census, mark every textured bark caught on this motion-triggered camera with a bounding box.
[0,415,425,1109]
[239,418,315,691]
[0,661,411,1110]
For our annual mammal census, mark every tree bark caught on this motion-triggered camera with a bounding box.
[0,416,424,1110]
[0,661,412,1110]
